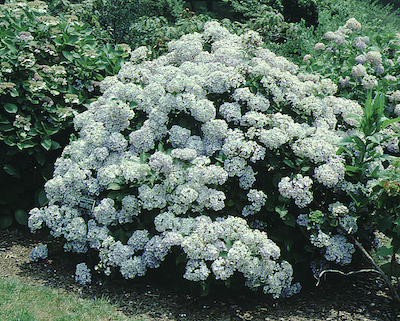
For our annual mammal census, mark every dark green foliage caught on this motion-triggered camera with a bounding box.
[0,2,129,228]
[92,0,185,45]
[281,0,318,26]
[220,0,284,18]
[44,0,187,48]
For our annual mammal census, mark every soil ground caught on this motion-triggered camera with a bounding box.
[1,228,400,321]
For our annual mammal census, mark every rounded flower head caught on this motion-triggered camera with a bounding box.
[365,51,382,66]
[361,74,378,90]
[351,64,366,78]
[303,54,312,64]
[344,18,361,32]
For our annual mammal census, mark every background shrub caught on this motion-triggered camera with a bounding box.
[0,0,129,228]
[43,0,188,51]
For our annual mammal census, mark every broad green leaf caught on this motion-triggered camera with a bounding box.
[283,159,295,168]
[62,50,74,62]
[41,163,54,180]
[199,281,210,297]
[4,103,18,113]
[94,73,104,81]
[107,182,121,190]
[67,35,80,45]
[51,141,61,150]
[14,209,27,226]
[175,253,187,265]
[0,215,13,229]
[345,165,361,173]
[16,141,36,149]
[3,164,20,178]
[10,89,19,97]
[351,135,365,150]
[41,139,52,151]
[34,151,46,166]
[113,228,127,243]
[0,124,13,131]
[337,136,356,146]
[37,189,48,206]
[379,260,400,276]
[283,213,296,227]
[301,166,310,172]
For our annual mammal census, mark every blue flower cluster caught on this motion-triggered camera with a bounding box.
[29,244,48,262]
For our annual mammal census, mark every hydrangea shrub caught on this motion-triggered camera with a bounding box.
[28,21,399,297]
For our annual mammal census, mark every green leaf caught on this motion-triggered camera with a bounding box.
[94,73,104,81]
[175,252,187,265]
[345,165,361,173]
[62,50,74,62]
[34,151,46,166]
[0,124,13,132]
[376,241,393,257]
[16,141,36,149]
[382,117,400,130]
[41,163,54,180]
[107,191,124,201]
[275,205,288,218]
[284,214,296,227]
[199,281,210,297]
[379,260,400,276]
[283,159,295,168]
[67,35,80,45]
[41,139,52,151]
[113,228,127,243]
[275,205,295,226]
[14,209,27,226]
[51,141,61,150]
[4,103,18,113]
[10,90,19,97]
[107,182,121,190]
[37,189,48,206]
[337,136,356,146]
[3,164,20,178]
[0,215,13,229]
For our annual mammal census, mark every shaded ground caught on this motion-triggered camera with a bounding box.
[0,228,399,321]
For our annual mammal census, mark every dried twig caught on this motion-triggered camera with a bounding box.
[315,268,381,287]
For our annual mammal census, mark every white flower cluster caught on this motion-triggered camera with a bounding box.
[292,127,341,164]
[154,213,300,298]
[278,174,313,208]
[28,21,368,297]
[242,189,267,216]
[314,157,346,188]
[310,230,355,266]
[328,201,349,217]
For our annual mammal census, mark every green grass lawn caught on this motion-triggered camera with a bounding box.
[0,277,140,321]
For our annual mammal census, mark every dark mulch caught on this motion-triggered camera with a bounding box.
[1,228,399,321]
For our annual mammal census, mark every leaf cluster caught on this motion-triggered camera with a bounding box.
[0,2,129,229]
